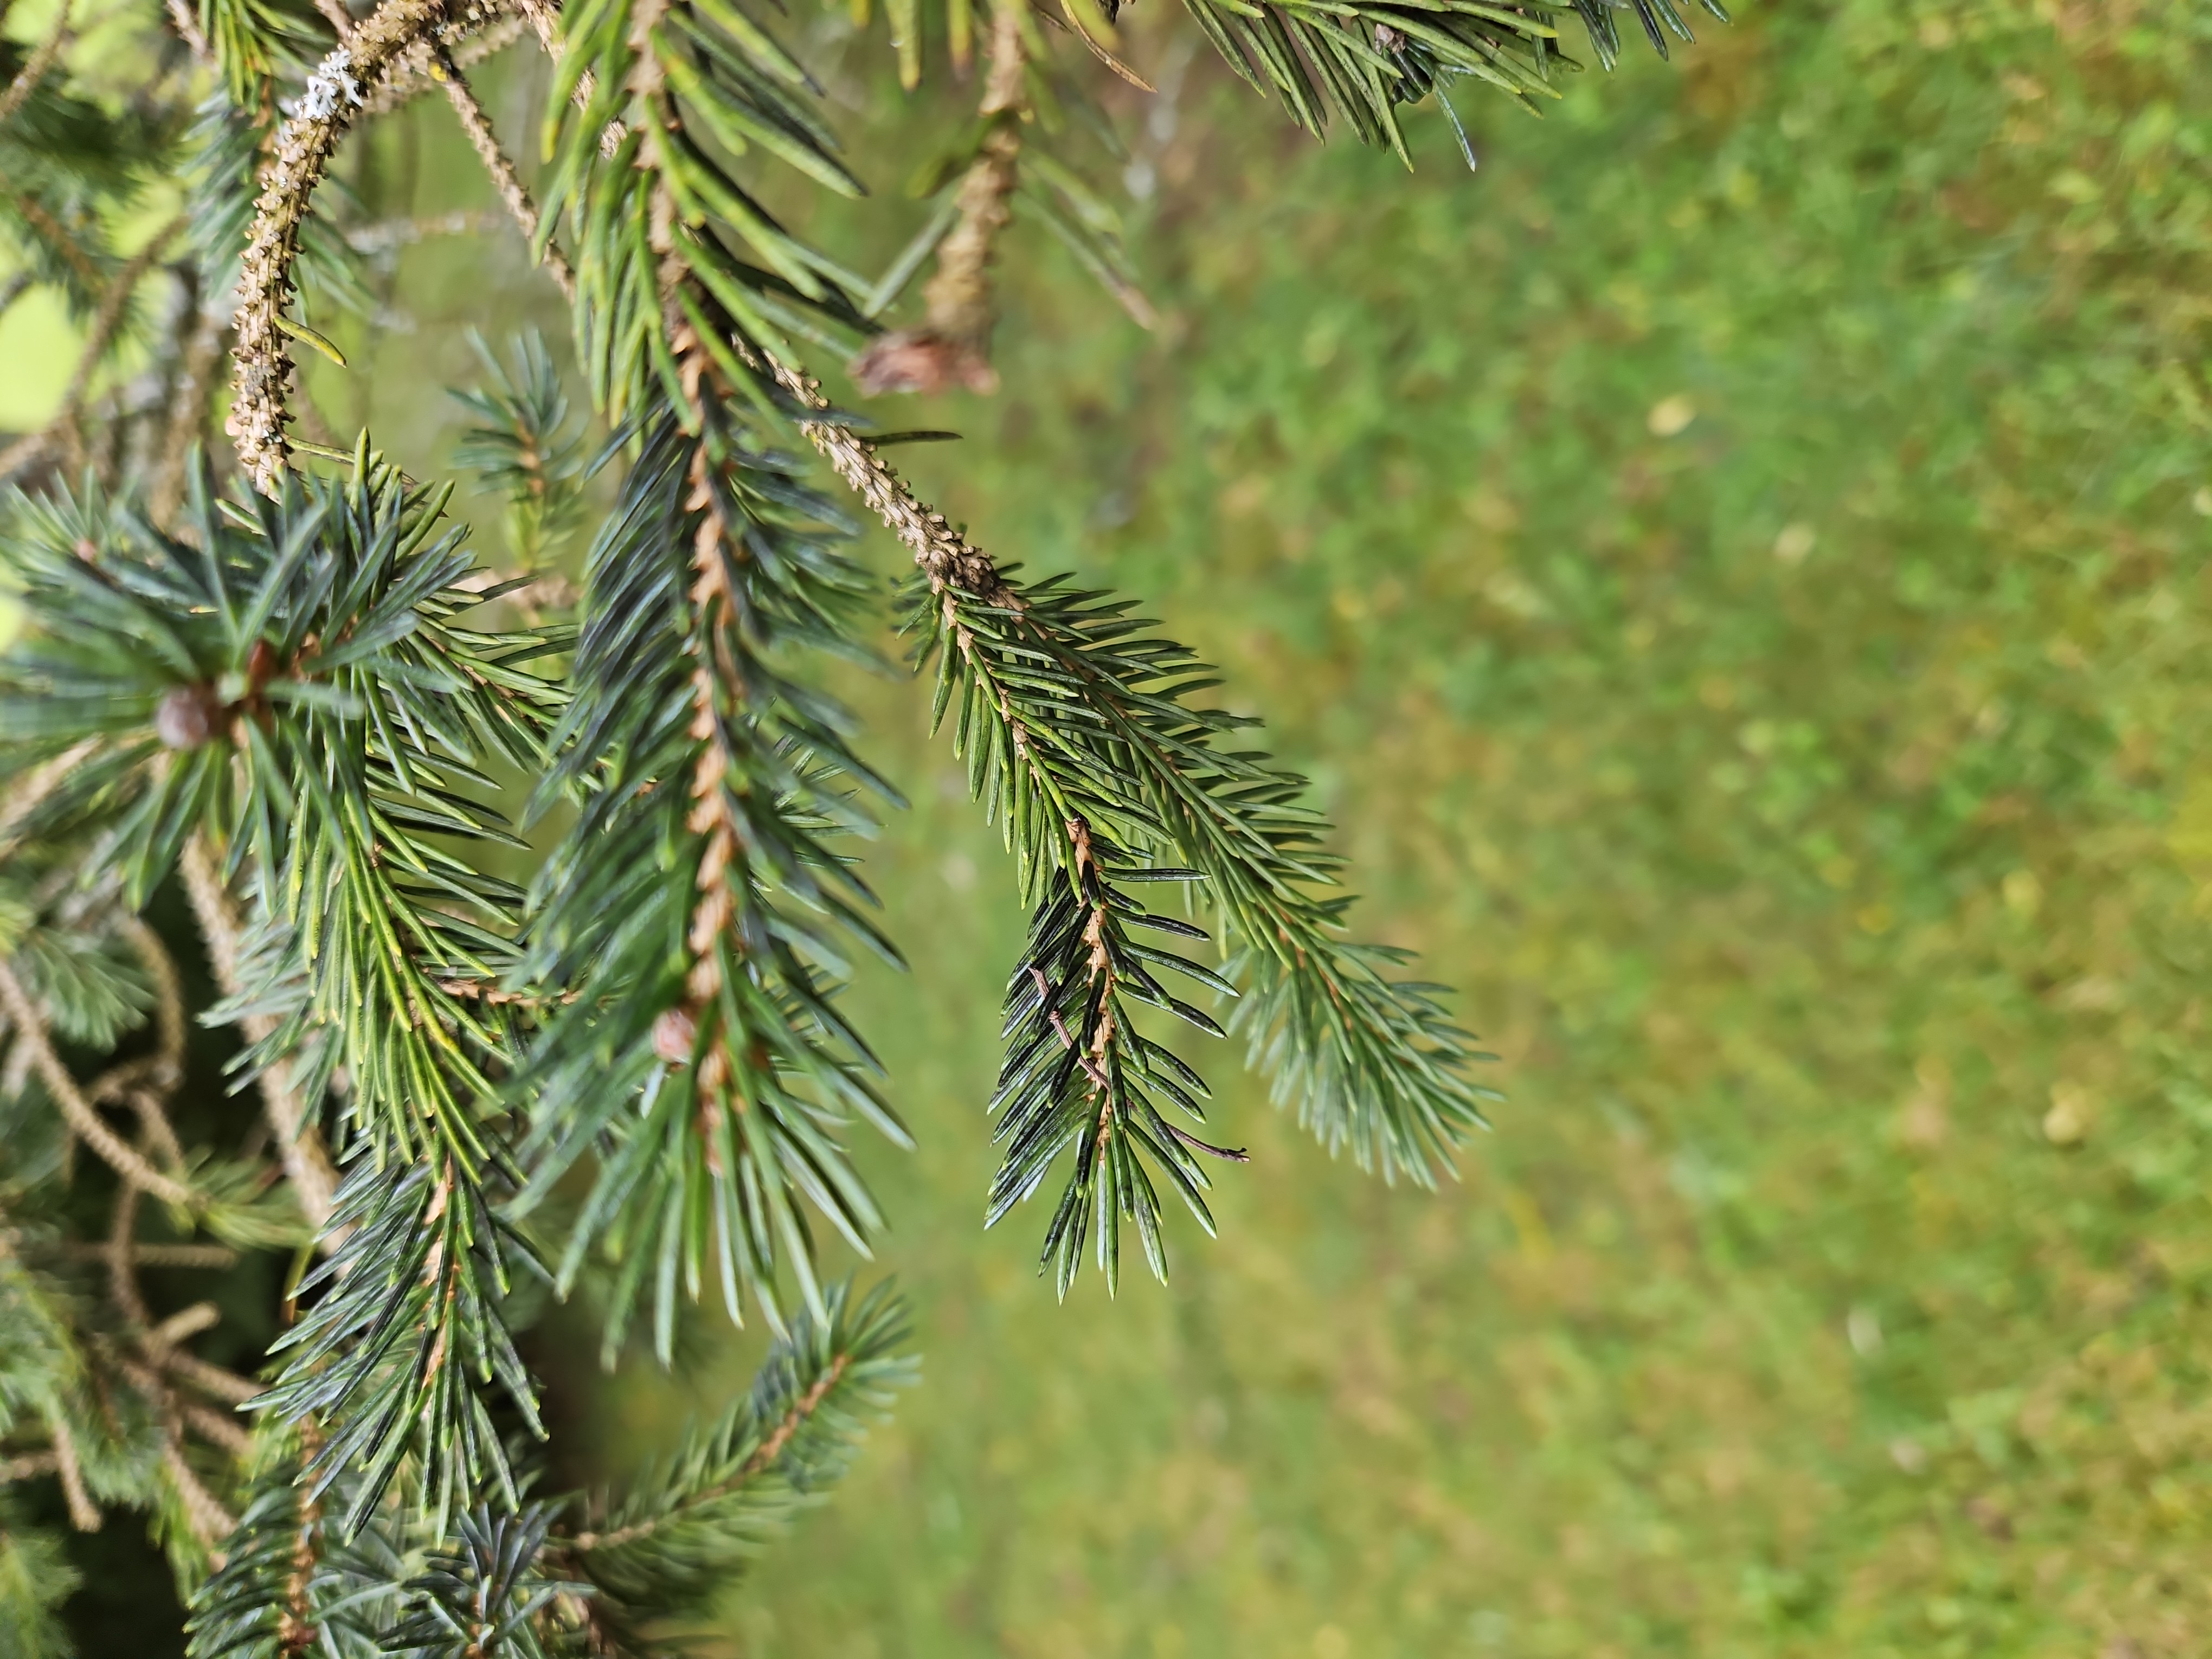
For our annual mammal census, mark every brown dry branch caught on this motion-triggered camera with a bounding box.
[0,0,71,128]
[163,0,210,60]
[0,1450,61,1484]
[66,1240,239,1269]
[44,1409,100,1531]
[361,10,526,114]
[850,2,1028,396]
[0,960,198,1207]
[430,46,577,299]
[179,834,341,1232]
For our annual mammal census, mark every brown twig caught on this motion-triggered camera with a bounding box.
[763,353,1014,601]
[164,0,211,59]
[850,3,1027,396]
[0,960,198,1207]
[44,1410,100,1531]
[0,1450,61,1484]
[179,834,339,1232]
[430,46,576,299]
[0,0,72,128]
[67,1240,239,1269]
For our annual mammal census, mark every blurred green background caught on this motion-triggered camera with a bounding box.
[20,0,2212,1652]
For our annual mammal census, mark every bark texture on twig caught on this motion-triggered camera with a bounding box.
[850,3,1027,396]
[227,0,505,493]
[180,835,340,1232]
[431,47,577,298]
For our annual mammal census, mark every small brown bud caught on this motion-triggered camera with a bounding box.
[849,330,997,397]
[652,1006,698,1066]
[154,685,218,750]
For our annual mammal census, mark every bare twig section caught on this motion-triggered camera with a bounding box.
[163,1439,238,1542]
[179,1398,253,1457]
[67,1240,239,1269]
[0,960,198,1207]
[55,216,188,483]
[763,353,1014,601]
[0,736,99,861]
[179,834,340,1232]
[164,0,211,59]
[432,47,576,298]
[44,1410,100,1531]
[0,0,72,128]
[165,1351,260,1405]
[850,4,1026,396]
[359,7,523,115]
[0,1450,60,1484]
[149,308,227,529]
[229,0,505,492]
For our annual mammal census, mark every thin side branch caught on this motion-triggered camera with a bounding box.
[0,0,72,128]
[431,47,576,299]
[0,960,198,1207]
[850,3,1026,396]
[179,834,339,1232]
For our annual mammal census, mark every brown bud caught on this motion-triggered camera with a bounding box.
[154,685,218,750]
[652,1006,698,1066]
[848,330,998,397]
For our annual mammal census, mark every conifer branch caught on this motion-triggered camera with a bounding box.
[762,355,1493,1187]
[228,0,511,493]
[430,47,577,300]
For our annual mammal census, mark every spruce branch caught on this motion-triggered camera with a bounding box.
[763,356,1494,1186]
[566,1279,910,1630]
[991,818,1242,1293]
[515,391,906,1353]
